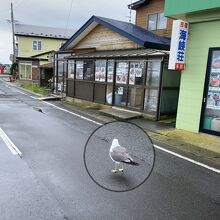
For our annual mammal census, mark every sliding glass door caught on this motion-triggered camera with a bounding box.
[201,48,220,135]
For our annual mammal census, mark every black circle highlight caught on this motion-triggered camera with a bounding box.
[83,121,155,192]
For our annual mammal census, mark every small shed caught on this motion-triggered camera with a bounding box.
[39,62,54,87]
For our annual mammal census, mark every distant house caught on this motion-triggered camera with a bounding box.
[0,64,11,74]
[15,24,75,83]
[128,0,173,37]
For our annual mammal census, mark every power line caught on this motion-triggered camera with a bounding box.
[14,0,27,10]
[64,0,74,37]
[0,0,22,14]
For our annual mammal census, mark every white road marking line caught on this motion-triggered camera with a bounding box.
[154,144,220,174]
[42,101,102,126]
[11,85,220,173]
[30,95,38,100]
[0,128,22,156]
[16,90,38,100]
[16,90,26,95]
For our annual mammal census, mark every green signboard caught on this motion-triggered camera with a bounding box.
[165,0,220,17]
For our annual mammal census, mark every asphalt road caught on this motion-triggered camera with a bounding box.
[0,80,220,220]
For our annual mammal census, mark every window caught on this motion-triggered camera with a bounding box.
[146,60,161,87]
[157,12,167,30]
[129,62,144,85]
[116,62,129,84]
[106,85,113,105]
[84,60,94,81]
[33,40,42,51]
[75,60,94,80]
[148,12,167,31]
[95,60,106,82]
[128,87,142,109]
[107,61,114,83]
[144,89,159,112]
[58,61,65,77]
[76,61,84,79]
[68,60,75,78]
[148,14,157,31]
[19,62,32,80]
[114,86,127,106]
[201,49,220,134]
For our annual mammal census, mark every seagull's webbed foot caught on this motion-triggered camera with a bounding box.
[111,169,118,173]
[112,163,124,173]
[112,163,121,173]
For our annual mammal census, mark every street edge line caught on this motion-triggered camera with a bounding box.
[154,144,220,174]
[42,101,102,126]
[0,128,22,156]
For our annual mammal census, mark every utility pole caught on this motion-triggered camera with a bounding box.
[10,2,16,63]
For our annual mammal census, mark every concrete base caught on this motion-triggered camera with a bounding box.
[99,108,142,120]
[65,96,110,110]
[38,96,62,101]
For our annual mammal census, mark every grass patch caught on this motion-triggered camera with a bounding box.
[20,82,49,96]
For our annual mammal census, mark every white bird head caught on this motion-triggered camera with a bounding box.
[110,138,120,150]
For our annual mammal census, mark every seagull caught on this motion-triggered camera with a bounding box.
[109,138,140,173]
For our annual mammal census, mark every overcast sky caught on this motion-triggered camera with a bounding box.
[0,0,135,64]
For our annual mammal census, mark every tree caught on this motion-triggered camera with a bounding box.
[10,62,18,79]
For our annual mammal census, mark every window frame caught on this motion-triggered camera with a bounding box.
[83,60,94,81]
[95,59,107,82]
[68,60,75,79]
[75,60,84,80]
[19,61,32,80]
[147,12,167,31]
[115,61,129,85]
[148,13,157,31]
[32,40,42,51]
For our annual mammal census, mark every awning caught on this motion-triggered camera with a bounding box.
[40,62,53,68]
[65,49,169,59]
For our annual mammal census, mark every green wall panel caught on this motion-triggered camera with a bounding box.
[176,20,220,132]
[165,0,220,17]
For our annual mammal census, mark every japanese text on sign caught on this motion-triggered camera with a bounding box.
[169,20,189,71]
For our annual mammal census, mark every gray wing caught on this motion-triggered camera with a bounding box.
[110,146,132,163]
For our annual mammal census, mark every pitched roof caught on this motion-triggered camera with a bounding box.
[60,16,170,51]
[31,50,54,58]
[128,0,150,10]
[15,24,75,39]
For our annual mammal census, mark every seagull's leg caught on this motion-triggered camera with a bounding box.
[118,163,123,172]
[115,163,119,172]
[111,163,118,173]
